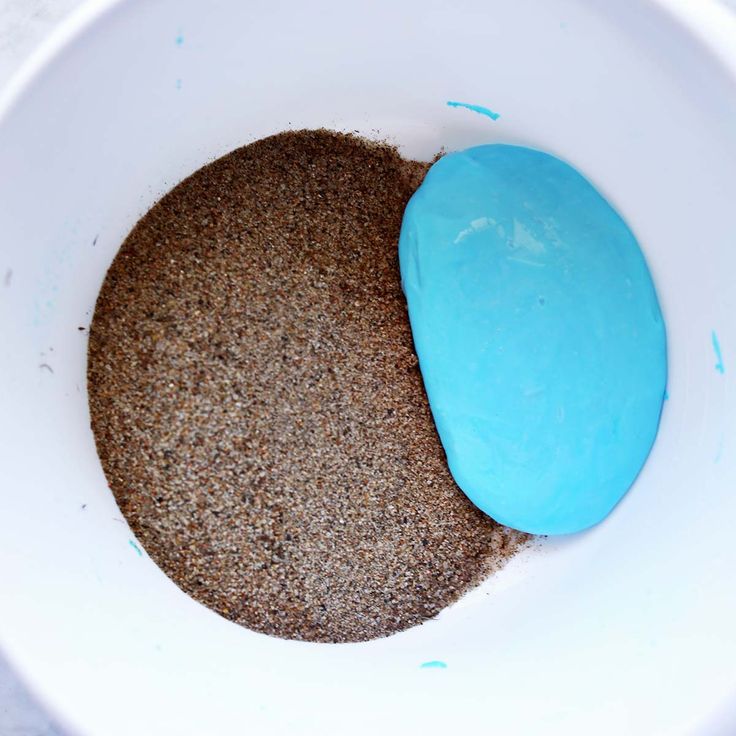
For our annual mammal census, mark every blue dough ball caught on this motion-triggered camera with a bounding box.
[399,144,667,535]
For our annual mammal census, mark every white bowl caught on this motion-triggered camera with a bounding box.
[2,1,736,733]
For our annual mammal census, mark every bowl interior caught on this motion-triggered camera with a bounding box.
[2,0,736,733]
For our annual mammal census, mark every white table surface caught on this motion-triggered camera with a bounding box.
[1,1,736,734]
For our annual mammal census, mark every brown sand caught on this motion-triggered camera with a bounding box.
[88,129,527,643]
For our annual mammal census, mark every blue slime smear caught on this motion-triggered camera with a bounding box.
[399,144,667,535]
[129,539,143,556]
[446,100,500,121]
[712,330,725,374]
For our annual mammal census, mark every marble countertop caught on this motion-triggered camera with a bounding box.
[1,1,735,734]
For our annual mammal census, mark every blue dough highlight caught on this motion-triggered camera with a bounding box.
[399,144,667,535]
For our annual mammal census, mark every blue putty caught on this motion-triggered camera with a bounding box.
[399,144,667,535]
[420,660,448,669]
